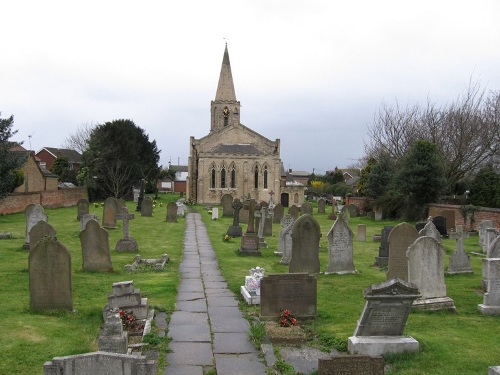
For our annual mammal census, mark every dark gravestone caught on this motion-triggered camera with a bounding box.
[102,197,118,229]
[166,202,178,222]
[76,198,89,221]
[317,198,326,214]
[318,355,384,375]
[80,219,113,272]
[441,210,456,231]
[240,198,260,255]
[29,237,73,311]
[221,194,234,217]
[288,205,299,220]
[24,204,48,249]
[375,226,393,267]
[289,214,321,274]
[301,201,313,216]
[432,215,448,237]
[260,273,317,319]
[29,221,56,251]
[141,196,153,217]
[135,178,145,212]
[273,203,284,223]
[345,204,358,217]
[386,223,419,282]
[227,198,243,237]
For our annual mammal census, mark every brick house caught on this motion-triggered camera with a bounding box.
[35,147,83,173]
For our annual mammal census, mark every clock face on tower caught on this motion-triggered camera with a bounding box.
[223,107,229,118]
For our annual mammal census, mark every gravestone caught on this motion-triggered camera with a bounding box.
[485,228,500,254]
[29,221,56,251]
[273,203,284,223]
[141,196,153,217]
[227,198,243,237]
[348,278,420,356]
[115,207,138,252]
[98,312,128,354]
[289,214,321,274]
[340,206,351,224]
[81,213,99,231]
[116,199,126,219]
[103,280,148,319]
[277,214,294,256]
[255,205,271,248]
[386,223,419,282]
[301,201,313,216]
[166,202,178,222]
[479,219,494,247]
[375,226,393,267]
[419,219,442,243]
[357,224,366,242]
[260,273,317,319]
[240,266,265,305]
[374,208,383,221]
[441,210,456,231]
[288,205,299,220]
[326,214,356,275]
[29,237,73,310]
[317,198,326,214]
[23,204,48,249]
[176,200,187,217]
[407,236,456,311]
[318,355,384,375]
[102,197,118,229]
[328,203,337,220]
[239,198,260,255]
[448,225,473,274]
[432,215,447,237]
[135,178,145,212]
[489,236,500,258]
[478,258,500,315]
[221,194,234,217]
[211,207,219,220]
[80,219,113,272]
[345,204,358,217]
[76,198,89,221]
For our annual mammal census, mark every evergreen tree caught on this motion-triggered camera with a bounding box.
[0,113,25,199]
[470,164,500,208]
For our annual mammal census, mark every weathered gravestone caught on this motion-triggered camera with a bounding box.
[166,202,178,222]
[386,223,419,282]
[115,207,138,252]
[221,194,234,217]
[103,280,149,319]
[239,198,260,256]
[276,214,294,256]
[432,215,447,237]
[260,273,317,319]
[407,236,456,311]
[116,199,126,219]
[485,228,500,254]
[357,224,366,242]
[448,225,473,274]
[326,214,356,274]
[345,204,358,217]
[348,278,420,356]
[141,196,153,217]
[328,203,337,220]
[317,198,326,214]
[102,197,118,229]
[98,311,128,354]
[482,237,500,290]
[80,213,99,231]
[288,205,299,220]
[479,219,494,247]
[340,206,351,224]
[375,226,393,267]
[419,219,442,243]
[318,355,384,375]
[289,214,321,274]
[76,198,89,221]
[29,237,73,311]
[255,205,273,247]
[24,203,48,249]
[273,203,284,223]
[227,198,243,237]
[29,220,56,251]
[478,258,500,315]
[80,219,113,272]
[277,215,295,263]
[488,236,500,258]
[301,201,313,216]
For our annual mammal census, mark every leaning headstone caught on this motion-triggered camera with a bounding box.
[221,194,234,217]
[376,226,393,267]
[273,203,284,223]
[357,224,366,242]
[166,202,178,222]
[419,219,442,243]
[318,355,384,375]
[29,237,73,310]
[301,201,313,216]
[76,198,89,221]
[326,214,356,275]
[260,273,317,319]
[115,207,138,252]
[348,278,420,356]
[80,213,99,231]
[23,204,48,250]
[141,196,153,217]
[227,198,243,237]
[102,197,118,229]
[211,207,219,220]
[407,236,456,311]
[386,223,419,282]
[29,220,56,251]
[288,205,299,220]
[432,215,447,237]
[80,219,113,272]
[478,258,500,315]
[317,198,326,214]
[289,214,321,274]
[448,225,473,274]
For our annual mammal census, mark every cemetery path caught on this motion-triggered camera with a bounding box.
[164,212,267,375]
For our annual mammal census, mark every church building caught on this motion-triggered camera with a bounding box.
[187,45,305,206]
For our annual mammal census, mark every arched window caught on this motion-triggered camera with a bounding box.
[211,167,216,189]
[263,166,268,189]
[223,107,229,127]
[294,193,299,203]
[230,166,236,188]
[254,166,259,189]
[221,167,226,188]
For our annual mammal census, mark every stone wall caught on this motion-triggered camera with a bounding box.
[345,196,373,214]
[0,188,88,215]
[428,204,500,231]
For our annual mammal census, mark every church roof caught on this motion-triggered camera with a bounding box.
[210,144,263,155]
[215,44,237,102]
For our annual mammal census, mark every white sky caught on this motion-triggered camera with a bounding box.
[2,0,499,174]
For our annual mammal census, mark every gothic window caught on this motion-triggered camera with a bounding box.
[254,166,259,189]
[211,167,216,189]
[294,193,299,203]
[223,107,229,127]
[230,166,236,188]
[221,167,226,188]
[263,166,268,189]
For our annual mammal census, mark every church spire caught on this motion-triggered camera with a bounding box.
[211,44,240,132]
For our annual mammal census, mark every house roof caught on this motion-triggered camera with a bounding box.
[39,147,82,163]
[171,165,188,172]
[11,151,58,177]
[210,144,263,155]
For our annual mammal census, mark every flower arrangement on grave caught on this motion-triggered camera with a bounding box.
[244,266,265,295]
[278,308,297,327]
[223,234,231,242]
[119,309,142,331]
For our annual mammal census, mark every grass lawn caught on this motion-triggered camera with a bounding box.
[0,198,499,374]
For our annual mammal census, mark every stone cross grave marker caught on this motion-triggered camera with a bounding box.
[221,193,234,217]
[29,220,56,251]
[478,219,493,247]
[80,219,113,272]
[317,198,326,214]
[102,197,118,229]
[76,198,89,221]
[386,223,419,282]
[81,213,99,231]
[326,213,357,274]
[376,226,393,267]
[115,207,138,252]
[255,205,273,248]
[289,214,321,274]
[448,225,473,274]
[29,237,73,311]
[227,198,243,237]
[24,203,48,249]
[166,202,178,222]
[277,214,294,256]
[141,196,153,217]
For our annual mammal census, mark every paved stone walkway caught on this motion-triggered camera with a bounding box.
[164,213,267,375]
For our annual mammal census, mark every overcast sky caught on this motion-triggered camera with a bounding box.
[2,0,499,174]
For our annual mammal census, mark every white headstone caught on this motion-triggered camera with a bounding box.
[211,207,219,220]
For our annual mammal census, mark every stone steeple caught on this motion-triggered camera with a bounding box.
[211,44,241,132]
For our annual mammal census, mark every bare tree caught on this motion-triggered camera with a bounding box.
[62,122,96,153]
[99,160,134,199]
